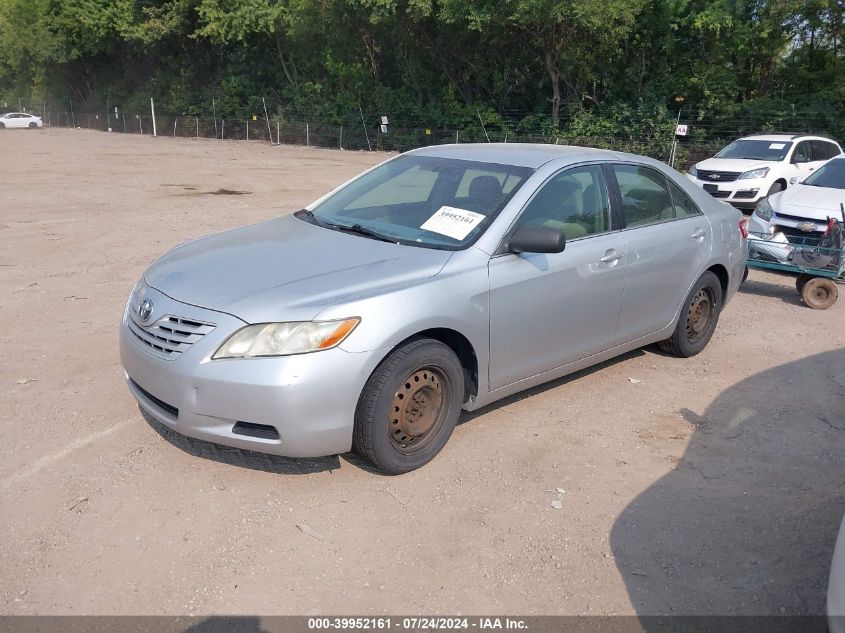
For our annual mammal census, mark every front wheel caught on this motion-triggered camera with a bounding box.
[28,122,37,128]
[352,338,464,474]
[658,271,723,357]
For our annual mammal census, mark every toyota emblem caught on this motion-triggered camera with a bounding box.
[138,299,154,323]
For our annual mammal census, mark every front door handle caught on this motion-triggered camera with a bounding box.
[599,251,624,263]
[690,228,707,239]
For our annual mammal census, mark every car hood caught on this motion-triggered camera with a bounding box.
[144,214,453,323]
[695,158,776,174]
[772,184,845,220]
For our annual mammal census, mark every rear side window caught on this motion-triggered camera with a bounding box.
[810,141,842,161]
[611,165,675,228]
[667,180,702,218]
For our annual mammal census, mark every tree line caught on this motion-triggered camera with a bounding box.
[0,0,843,142]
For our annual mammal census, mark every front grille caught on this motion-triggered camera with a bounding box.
[697,169,742,182]
[130,379,179,417]
[733,189,759,199]
[775,212,828,225]
[775,224,825,240]
[127,313,216,360]
[707,190,731,198]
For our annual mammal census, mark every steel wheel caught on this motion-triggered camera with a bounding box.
[685,287,714,344]
[388,367,449,454]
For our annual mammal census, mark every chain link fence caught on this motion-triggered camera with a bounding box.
[15,103,839,172]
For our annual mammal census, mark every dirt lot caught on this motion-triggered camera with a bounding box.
[0,129,843,617]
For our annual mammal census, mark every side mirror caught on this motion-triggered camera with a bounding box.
[792,155,808,164]
[508,225,566,254]
[789,176,798,185]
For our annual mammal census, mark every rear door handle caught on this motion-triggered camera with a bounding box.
[690,228,707,239]
[599,252,624,263]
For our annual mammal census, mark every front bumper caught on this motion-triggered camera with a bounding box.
[829,513,845,633]
[748,211,829,238]
[120,285,383,458]
[686,174,767,209]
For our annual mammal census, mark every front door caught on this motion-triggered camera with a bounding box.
[488,164,626,390]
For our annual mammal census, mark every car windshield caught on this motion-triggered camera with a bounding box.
[802,158,845,189]
[303,155,534,249]
[715,139,793,161]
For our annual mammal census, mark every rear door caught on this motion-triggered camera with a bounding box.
[610,164,713,344]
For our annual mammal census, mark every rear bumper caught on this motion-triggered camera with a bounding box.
[120,286,383,458]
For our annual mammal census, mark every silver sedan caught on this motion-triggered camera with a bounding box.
[120,144,747,473]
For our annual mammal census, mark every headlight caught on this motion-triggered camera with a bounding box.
[739,167,769,180]
[212,318,360,359]
[688,165,698,177]
[754,198,773,222]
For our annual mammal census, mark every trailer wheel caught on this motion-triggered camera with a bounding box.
[795,274,813,294]
[801,277,838,310]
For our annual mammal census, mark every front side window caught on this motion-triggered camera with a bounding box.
[612,165,675,228]
[306,155,533,249]
[791,141,811,164]
[716,140,792,162]
[514,165,611,239]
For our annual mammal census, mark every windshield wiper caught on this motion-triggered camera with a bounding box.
[300,209,398,243]
[338,223,398,243]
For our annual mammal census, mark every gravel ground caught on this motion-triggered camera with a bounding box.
[0,128,843,616]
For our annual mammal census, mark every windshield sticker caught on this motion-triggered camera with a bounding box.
[420,206,485,240]
[769,143,786,149]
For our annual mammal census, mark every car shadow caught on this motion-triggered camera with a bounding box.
[610,348,845,620]
[140,407,341,475]
[740,276,804,307]
[458,348,647,426]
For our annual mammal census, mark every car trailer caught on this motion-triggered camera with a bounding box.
[745,220,844,309]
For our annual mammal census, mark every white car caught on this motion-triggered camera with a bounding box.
[749,155,845,237]
[830,512,845,633]
[687,134,842,212]
[0,112,43,129]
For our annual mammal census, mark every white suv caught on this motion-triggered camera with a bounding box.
[686,134,842,212]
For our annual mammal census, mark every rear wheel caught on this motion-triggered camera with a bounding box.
[658,271,723,357]
[801,277,838,310]
[0,122,5,129]
[353,338,464,474]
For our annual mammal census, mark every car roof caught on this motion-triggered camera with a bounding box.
[407,143,655,169]
[739,133,838,143]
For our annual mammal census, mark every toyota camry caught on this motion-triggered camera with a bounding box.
[121,144,747,474]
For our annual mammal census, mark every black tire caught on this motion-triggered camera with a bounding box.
[0,122,5,129]
[658,271,723,357]
[28,122,37,128]
[767,181,785,196]
[353,337,464,474]
[742,266,749,284]
[796,273,813,294]
[801,277,838,310]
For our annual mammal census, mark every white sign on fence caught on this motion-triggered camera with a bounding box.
[675,124,688,136]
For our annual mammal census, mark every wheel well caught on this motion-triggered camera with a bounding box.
[708,264,729,299]
[775,178,788,188]
[405,328,478,401]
